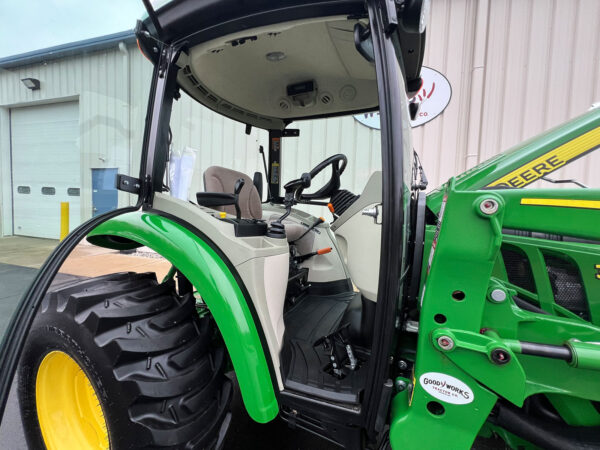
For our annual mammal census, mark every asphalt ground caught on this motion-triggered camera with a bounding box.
[0,262,336,450]
[0,262,505,449]
[0,263,83,450]
[0,264,43,339]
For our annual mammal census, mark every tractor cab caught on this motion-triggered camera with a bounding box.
[127,0,426,445]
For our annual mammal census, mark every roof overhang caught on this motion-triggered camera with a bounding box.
[0,30,136,70]
[145,0,367,48]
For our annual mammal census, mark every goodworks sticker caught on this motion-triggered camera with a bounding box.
[419,372,474,405]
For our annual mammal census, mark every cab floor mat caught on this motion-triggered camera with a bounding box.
[281,291,369,404]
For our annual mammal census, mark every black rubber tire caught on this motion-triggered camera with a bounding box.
[18,272,232,449]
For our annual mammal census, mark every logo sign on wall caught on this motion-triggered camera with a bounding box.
[353,66,452,129]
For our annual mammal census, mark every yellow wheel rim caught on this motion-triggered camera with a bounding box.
[36,351,109,450]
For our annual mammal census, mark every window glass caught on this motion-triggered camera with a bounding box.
[0,2,147,444]
[167,90,269,202]
[281,115,382,218]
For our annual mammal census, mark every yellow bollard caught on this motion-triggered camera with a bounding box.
[60,202,69,241]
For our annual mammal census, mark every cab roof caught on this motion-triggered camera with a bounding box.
[140,0,373,130]
[145,0,366,46]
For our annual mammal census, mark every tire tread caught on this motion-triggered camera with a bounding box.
[21,271,231,449]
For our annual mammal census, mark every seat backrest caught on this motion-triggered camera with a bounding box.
[203,166,262,219]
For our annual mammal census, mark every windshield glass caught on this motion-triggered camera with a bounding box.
[160,87,383,219]
[280,114,382,218]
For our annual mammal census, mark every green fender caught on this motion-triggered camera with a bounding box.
[87,211,278,423]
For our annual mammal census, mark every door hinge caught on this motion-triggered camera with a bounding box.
[382,0,399,35]
[116,174,141,194]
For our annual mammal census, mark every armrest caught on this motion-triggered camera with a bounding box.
[196,192,236,207]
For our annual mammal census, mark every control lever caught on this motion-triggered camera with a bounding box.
[267,173,311,239]
[233,178,245,220]
[294,247,331,263]
[282,173,311,221]
[290,216,325,244]
[327,202,338,220]
[258,145,270,200]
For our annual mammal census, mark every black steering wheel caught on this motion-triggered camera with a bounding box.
[283,154,348,202]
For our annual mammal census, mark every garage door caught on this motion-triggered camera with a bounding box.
[11,102,80,239]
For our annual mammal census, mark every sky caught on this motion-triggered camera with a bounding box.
[0,0,147,58]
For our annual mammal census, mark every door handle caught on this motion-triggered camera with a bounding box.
[362,204,382,224]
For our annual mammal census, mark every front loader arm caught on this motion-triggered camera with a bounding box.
[427,107,600,214]
[391,182,600,449]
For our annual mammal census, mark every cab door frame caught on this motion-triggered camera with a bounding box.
[362,0,412,439]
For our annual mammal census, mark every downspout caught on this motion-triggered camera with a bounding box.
[464,0,490,169]
[118,41,132,206]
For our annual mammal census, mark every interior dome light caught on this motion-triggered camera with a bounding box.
[266,51,286,62]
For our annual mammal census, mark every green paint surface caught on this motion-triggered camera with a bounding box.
[427,108,600,213]
[393,176,600,448]
[88,211,278,423]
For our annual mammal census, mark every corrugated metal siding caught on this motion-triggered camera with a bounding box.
[2,0,599,235]
[415,0,600,190]
[0,46,135,225]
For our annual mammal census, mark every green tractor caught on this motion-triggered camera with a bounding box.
[1,0,600,449]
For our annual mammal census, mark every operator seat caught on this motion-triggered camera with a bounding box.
[203,166,306,242]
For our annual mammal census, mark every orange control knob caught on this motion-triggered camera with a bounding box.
[317,247,332,255]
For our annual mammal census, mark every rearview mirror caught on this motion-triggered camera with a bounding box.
[354,23,374,63]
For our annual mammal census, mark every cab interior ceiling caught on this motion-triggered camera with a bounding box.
[175,16,378,130]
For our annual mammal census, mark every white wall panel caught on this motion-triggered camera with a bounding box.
[414,0,600,191]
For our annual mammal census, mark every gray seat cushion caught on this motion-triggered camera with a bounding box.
[203,166,309,243]
[203,166,262,219]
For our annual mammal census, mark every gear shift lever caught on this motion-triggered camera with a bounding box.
[266,173,311,239]
[233,178,245,220]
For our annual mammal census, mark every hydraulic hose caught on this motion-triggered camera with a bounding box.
[491,402,600,450]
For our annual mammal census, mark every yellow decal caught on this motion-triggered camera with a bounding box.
[409,372,416,406]
[487,127,600,188]
[520,198,600,210]
[595,264,600,280]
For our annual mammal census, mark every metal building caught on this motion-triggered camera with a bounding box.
[1,0,598,239]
